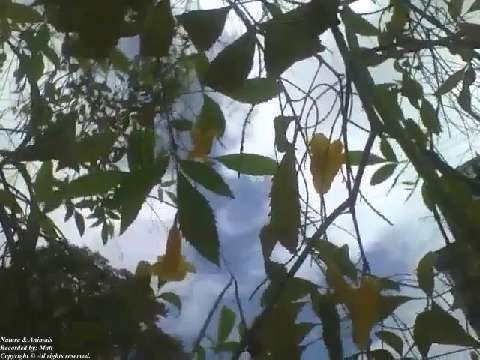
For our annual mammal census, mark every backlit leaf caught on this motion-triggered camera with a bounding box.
[178,7,230,51]
[346,151,386,166]
[414,303,479,357]
[180,160,234,198]
[63,171,126,199]
[177,172,219,264]
[310,133,345,194]
[224,78,279,104]
[215,154,278,176]
[417,251,436,297]
[140,0,174,57]
[312,293,343,360]
[218,306,236,343]
[205,31,255,92]
[370,163,397,185]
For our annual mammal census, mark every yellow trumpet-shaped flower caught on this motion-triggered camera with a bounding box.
[309,133,345,194]
[151,225,195,282]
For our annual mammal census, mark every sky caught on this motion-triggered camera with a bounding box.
[25,0,480,359]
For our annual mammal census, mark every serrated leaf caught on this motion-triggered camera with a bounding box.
[205,31,255,92]
[370,163,397,185]
[414,303,479,357]
[177,172,219,264]
[63,171,126,199]
[180,160,234,198]
[436,68,465,96]
[7,3,43,23]
[346,151,387,166]
[274,116,294,152]
[215,154,278,175]
[417,251,436,297]
[140,0,174,57]
[159,292,182,312]
[224,78,279,104]
[74,211,85,237]
[376,330,403,356]
[266,149,300,253]
[218,306,236,343]
[312,293,343,360]
[380,138,397,162]
[178,7,230,51]
[342,7,379,36]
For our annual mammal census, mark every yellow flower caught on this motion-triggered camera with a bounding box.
[309,133,345,194]
[151,225,195,282]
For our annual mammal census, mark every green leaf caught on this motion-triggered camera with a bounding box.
[436,68,465,96]
[420,99,441,134]
[414,303,479,357]
[74,211,85,237]
[63,171,126,199]
[215,154,278,176]
[140,0,174,57]
[402,72,423,108]
[417,251,436,297]
[380,137,397,162]
[341,7,379,36]
[170,119,193,131]
[0,189,21,213]
[178,7,230,51]
[127,129,154,172]
[110,48,130,72]
[194,346,206,360]
[7,3,43,23]
[266,149,300,253]
[224,78,280,104]
[347,151,387,166]
[180,160,234,198]
[274,116,294,153]
[35,161,53,202]
[62,131,116,166]
[177,172,219,264]
[404,118,427,149]
[217,306,236,343]
[197,95,226,137]
[312,293,343,360]
[448,0,464,18]
[376,330,403,356]
[215,341,240,353]
[370,163,397,185]
[262,276,316,306]
[205,31,255,92]
[159,292,182,313]
[314,240,358,282]
[370,349,395,360]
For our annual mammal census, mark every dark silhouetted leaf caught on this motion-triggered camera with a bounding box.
[414,303,478,357]
[402,72,423,108]
[370,163,397,185]
[0,189,21,213]
[74,211,85,237]
[314,240,358,282]
[380,137,397,162]
[159,292,182,312]
[215,154,278,175]
[218,306,236,343]
[274,116,294,152]
[370,349,395,360]
[448,0,464,18]
[177,172,219,264]
[225,78,279,104]
[180,160,234,198]
[436,68,465,96]
[178,7,230,51]
[312,293,343,360]
[205,31,255,92]
[342,7,379,36]
[347,151,387,166]
[197,95,226,136]
[63,171,126,199]
[140,0,174,57]
[376,330,403,356]
[7,3,43,23]
[417,251,436,297]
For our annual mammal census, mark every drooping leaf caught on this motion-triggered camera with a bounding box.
[224,78,279,104]
[127,129,155,172]
[310,134,345,194]
[417,251,436,297]
[380,137,398,162]
[267,149,300,253]
[414,303,479,357]
[215,154,278,176]
[436,68,465,96]
[159,292,181,312]
[341,7,379,36]
[312,293,343,360]
[274,116,294,153]
[346,151,387,166]
[180,160,234,198]
[74,211,85,237]
[370,163,397,185]
[205,31,255,92]
[177,172,219,265]
[140,0,175,57]
[62,171,126,199]
[376,330,403,356]
[217,306,236,343]
[178,7,230,51]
